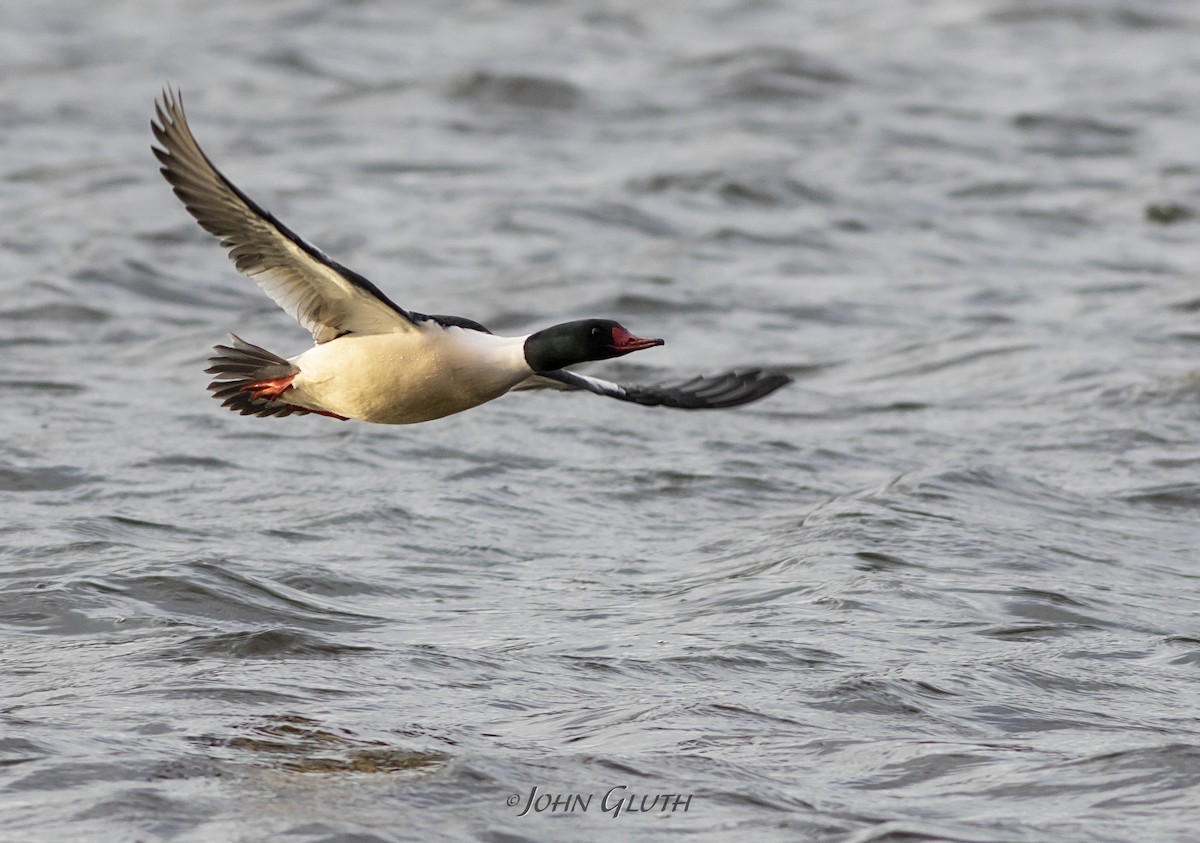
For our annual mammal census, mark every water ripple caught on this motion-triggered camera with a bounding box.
[4,1,1200,841]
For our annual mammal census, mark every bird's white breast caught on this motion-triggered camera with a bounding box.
[286,325,532,424]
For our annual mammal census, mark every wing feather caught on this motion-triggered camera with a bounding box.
[152,88,417,342]
[515,369,791,409]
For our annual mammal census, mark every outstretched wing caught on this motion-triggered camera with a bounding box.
[152,88,418,343]
[515,368,791,409]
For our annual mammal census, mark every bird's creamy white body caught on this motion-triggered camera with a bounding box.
[287,325,533,424]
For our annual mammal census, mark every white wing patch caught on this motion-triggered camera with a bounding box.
[512,372,626,397]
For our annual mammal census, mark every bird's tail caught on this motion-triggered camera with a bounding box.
[205,334,308,418]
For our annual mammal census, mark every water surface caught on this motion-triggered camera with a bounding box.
[3,1,1200,841]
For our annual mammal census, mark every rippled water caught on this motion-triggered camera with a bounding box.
[4,1,1200,841]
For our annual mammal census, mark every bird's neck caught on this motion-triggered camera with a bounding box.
[524,324,586,373]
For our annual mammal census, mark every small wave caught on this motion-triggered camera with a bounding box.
[356,159,500,177]
[988,5,1190,31]
[586,292,716,316]
[497,200,677,239]
[196,714,446,775]
[0,737,50,771]
[0,462,95,492]
[0,379,85,394]
[449,70,584,110]
[135,455,238,471]
[699,226,831,248]
[71,258,224,308]
[160,627,374,661]
[1013,111,1136,158]
[628,165,833,209]
[809,675,951,718]
[0,587,125,636]
[682,45,851,102]
[1118,482,1200,509]
[101,561,385,630]
[0,302,110,323]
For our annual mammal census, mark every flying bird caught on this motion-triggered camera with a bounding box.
[151,90,790,424]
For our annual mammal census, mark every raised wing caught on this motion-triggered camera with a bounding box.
[152,88,418,343]
[516,368,791,409]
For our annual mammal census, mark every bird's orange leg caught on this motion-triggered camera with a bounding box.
[241,374,298,402]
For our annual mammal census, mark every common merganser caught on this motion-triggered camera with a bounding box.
[151,90,790,424]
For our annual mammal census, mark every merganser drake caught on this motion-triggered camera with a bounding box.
[151,90,790,424]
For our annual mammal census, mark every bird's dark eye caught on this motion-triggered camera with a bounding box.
[591,327,602,337]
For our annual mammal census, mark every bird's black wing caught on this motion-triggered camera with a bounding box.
[514,368,791,409]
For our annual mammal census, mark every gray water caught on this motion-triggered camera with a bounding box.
[3,1,1200,841]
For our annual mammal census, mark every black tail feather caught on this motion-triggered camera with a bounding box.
[205,334,307,418]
